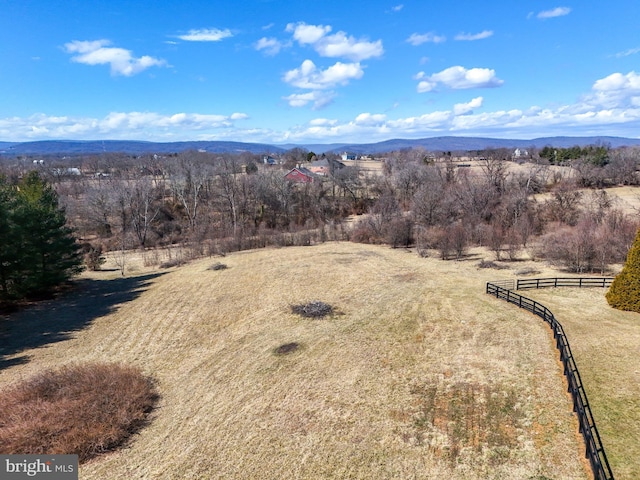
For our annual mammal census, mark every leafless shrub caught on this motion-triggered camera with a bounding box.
[208,262,228,271]
[160,258,186,269]
[0,363,158,463]
[291,301,334,318]
[478,260,508,270]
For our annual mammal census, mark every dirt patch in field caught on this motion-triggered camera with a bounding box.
[395,378,525,467]
[274,342,302,355]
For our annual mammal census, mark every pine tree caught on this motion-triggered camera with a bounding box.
[606,227,640,312]
[0,175,21,301]
[0,171,83,303]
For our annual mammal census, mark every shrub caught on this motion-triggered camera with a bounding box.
[477,260,508,270]
[0,363,158,463]
[291,301,334,318]
[83,244,106,271]
[208,262,228,271]
[607,228,640,312]
[159,258,186,269]
[384,217,414,248]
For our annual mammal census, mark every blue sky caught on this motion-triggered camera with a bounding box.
[2,0,640,144]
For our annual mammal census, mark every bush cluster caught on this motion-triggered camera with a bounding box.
[0,363,158,463]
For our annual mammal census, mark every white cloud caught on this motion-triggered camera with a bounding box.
[7,71,640,143]
[407,32,446,46]
[230,112,249,120]
[255,37,287,56]
[315,31,383,61]
[275,94,640,143]
[392,4,404,12]
[309,118,338,126]
[593,72,639,92]
[283,91,336,109]
[537,7,571,19]
[614,47,640,58]
[416,66,503,92]
[354,113,386,125]
[453,97,484,115]
[286,22,383,61]
[286,22,331,44]
[386,110,453,130]
[177,28,233,41]
[584,71,640,109]
[454,30,493,41]
[283,59,364,90]
[280,23,382,108]
[64,40,167,76]
[0,112,249,141]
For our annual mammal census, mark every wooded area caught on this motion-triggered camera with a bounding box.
[2,143,639,278]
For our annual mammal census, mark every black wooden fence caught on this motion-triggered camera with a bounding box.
[516,277,613,290]
[486,279,614,480]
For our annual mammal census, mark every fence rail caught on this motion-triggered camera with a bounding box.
[516,277,614,290]
[486,280,614,480]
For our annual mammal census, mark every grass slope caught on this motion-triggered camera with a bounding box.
[0,243,588,479]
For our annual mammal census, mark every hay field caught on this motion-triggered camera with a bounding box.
[0,243,589,479]
[520,287,640,479]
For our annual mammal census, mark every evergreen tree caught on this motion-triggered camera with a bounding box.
[0,175,20,301]
[606,228,640,312]
[0,171,83,303]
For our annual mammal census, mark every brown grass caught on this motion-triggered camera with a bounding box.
[0,243,589,479]
[0,363,157,463]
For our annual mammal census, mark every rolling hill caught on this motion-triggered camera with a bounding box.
[2,135,640,156]
[0,243,597,479]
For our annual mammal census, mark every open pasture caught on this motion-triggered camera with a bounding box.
[0,243,595,479]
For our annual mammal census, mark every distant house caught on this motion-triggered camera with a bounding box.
[53,167,81,176]
[263,155,279,166]
[284,166,316,183]
[308,158,346,176]
[513,148,529,159]
[341,152,357,161]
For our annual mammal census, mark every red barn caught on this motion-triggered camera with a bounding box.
[284,166,316,183]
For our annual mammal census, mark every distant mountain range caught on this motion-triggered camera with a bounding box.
[0,140,285,156]
[1,135,640,156]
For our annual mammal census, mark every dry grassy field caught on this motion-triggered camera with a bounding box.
[0,242,614,479]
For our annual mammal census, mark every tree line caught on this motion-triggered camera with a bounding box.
[2,143,640,288]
